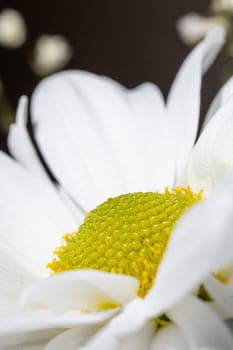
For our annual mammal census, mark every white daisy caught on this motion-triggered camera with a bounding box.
[1,26,233,349]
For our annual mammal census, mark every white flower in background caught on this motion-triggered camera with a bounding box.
[31,34,73,76]
[212,0,233,13]
[0,8,26,49]
[1,26,233,349]
[176,13,220,45]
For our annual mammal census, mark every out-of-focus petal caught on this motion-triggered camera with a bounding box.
[212,0,233,14]
[0,309,116,349]
[149,325,188,350]
[81,318,154,350]
[202,75,233,129]
[13,343,47,350]
[44,325,100,350]
[169,296,233,349]
[167,26,225,181]
[204,275,233,318]
[186,95,233,193]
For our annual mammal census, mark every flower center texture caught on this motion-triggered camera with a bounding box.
[48,187,202,297]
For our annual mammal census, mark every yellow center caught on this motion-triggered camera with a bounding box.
[48,187,202,297]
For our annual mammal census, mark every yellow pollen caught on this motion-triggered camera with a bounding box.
[47,187,202,297]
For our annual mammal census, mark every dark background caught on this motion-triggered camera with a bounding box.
[0,0,221,150]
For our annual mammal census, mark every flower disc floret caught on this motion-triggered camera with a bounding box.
[48,187,202,297]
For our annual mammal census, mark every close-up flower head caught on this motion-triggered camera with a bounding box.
[1,2,233,350]
[1,24,233,349]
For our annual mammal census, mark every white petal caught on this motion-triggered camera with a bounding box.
[20,270,139,313]
[149,325,188,350]
[19,343,47,350]
[76,297,151,349]
[9,342,47,350]
[0,240,36,312]
[204,275,233,318]
[203,75,233,129]
[7,96,85,223]
[0,151,78,275]
[167,26,225,180]
[81,318,154,350]
[57,185,86,221]
[114,321,154,350]
[31,71,174,211]
[8,96,48,181]
[0,309,116,348]
[187,95,233,193]
[44,325,101,350]
[126,83,174,189]
[169,296,233,349]
[144,183,233,317]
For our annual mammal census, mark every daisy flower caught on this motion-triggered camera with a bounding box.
[1,26,233,349]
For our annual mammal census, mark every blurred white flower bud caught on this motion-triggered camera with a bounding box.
[177,13,219,45]
[0,8,27,48]
[212,0,233,13]
[32,34,73,76]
